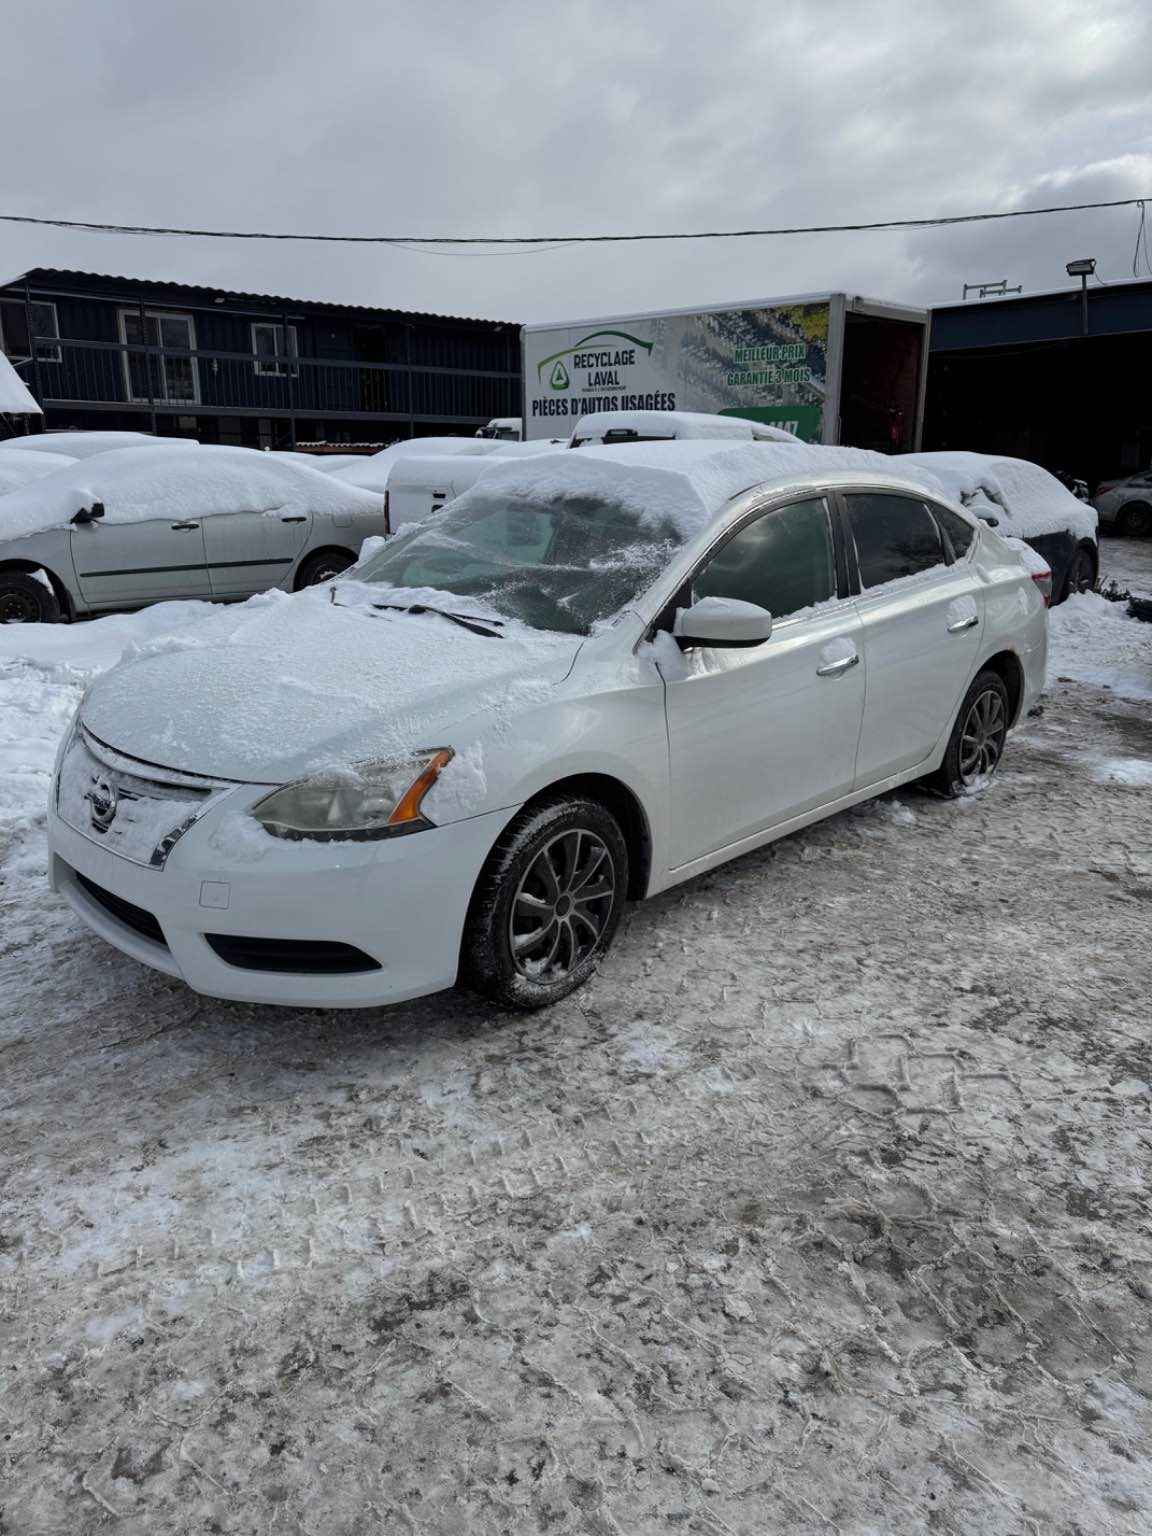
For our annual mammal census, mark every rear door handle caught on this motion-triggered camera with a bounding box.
[816,652,860,677]
[280,515,308,523]
[170,521,200,530]
[947,614,979,632]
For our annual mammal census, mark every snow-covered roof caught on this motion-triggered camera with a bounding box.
[466,439,904,541]
[0,354,42,415]
[0,430,194,459]
[0,445,385,543]
[898,451,1098,539]
[0,447,78,494]
[571,410,799,443]
[333,436,502,491]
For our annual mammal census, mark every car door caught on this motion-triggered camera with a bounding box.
[70,514,210,609]
[201,510,313,598]
[843,490,983,786]
[658,494,866,870]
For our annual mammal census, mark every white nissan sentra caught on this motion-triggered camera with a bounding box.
[48,441,1047,1012]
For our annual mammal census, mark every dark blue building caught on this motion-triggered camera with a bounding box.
[925,277,1152,487]
[0,268,521,449]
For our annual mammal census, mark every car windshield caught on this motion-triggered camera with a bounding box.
[355,487,683,635]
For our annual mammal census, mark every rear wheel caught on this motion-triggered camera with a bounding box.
[925,669,1010,798]
[461,796,628,1010]
[1118,502,1152,537]
[296,549,355,588]
[0,571,61,624]
[1062,544,1096,600]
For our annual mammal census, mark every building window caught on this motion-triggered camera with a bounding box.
[252,323,298,377]
[118,310,200,404]
[31,302,61,363]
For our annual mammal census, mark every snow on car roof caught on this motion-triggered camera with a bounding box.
[459,439,909,541]
[0,447,79,494]
[0,445,385,542]
[333,437,502,491]
[0,430,195,458]
[898,451,1097,539]
[571,410,798,442]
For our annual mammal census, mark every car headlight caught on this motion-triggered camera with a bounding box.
[250,749,453,841]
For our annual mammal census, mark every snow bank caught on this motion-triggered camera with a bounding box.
[0,430,193,458]
[1048,591,1152,701]
[0,447,78,494]
[0,445,385,541]
[898,451,1097,540]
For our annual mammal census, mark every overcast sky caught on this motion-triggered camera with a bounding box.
[1,0,1150,323]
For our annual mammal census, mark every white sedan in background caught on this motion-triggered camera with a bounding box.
[0,446,387,623]
[49,441,1046,1012]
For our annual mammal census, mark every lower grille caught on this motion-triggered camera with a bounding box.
[73,870,167,947]
[205,934,380,975]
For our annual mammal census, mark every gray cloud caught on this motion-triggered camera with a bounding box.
[1,0,1149,322]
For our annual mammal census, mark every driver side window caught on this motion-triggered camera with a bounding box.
[692,497,836,622]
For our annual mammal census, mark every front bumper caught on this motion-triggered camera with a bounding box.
[48,791,517,1008]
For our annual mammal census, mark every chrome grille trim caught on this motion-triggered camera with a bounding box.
[80,725,239,792]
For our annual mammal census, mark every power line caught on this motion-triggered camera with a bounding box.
[0,194,1149,247]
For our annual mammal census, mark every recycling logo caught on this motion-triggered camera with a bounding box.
[549,360,570,391]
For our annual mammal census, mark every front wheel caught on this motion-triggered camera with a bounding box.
[296,549,355,588]
[925,669,1011,798]
[0,571,61,624]
[460,797,628,1010]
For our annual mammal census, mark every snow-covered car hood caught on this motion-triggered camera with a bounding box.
[79,586,582,783]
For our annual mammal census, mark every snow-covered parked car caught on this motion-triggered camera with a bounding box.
[0,446,387,623]
[331,436,504,493]
[897,451,1098,604]
[1092,469,1152,538]
[569,409,802,447]
[0,429,196,459]
[49,440,1046,1012]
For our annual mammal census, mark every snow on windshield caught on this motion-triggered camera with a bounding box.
[355,477,684,636]
[0,445,385,541]
[0,448,78,494]
[897,452,1097,539]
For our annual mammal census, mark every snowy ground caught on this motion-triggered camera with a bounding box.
[1,541,1150,1535]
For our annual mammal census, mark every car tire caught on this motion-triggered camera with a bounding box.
[460,796,629,1011]
[1117,503,1152,537]
[1061,544,1096,601]
[925,669,1011,799]
[0,571,61,625]
[296,549,356,588]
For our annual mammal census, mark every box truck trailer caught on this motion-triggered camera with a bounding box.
[521,293,930,450]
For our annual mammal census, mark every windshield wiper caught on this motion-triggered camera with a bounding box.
[370,601,506,638]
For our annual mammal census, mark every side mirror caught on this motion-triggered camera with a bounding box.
[72,501,106,526]
[673,596,773,649]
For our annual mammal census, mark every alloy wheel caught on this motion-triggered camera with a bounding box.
[958,687,1007,784]
[509,829,616,981]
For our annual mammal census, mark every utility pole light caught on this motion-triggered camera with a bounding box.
[1066,257,1096,336]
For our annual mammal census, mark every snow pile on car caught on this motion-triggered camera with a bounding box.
[464,438,901,541]
[571,409,801,443]
[0,429,196,458]
[333,437,502,491]
[0,447,78,494]
[0,445,385,541]
[898,451,1097,539]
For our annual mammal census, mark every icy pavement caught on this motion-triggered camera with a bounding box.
[1,554,1151,1534]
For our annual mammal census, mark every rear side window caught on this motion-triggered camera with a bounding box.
[930,502,976,558]
[693,497,836,621]
[847,493,945,588]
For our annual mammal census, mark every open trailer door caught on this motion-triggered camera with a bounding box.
[837,299,931,453]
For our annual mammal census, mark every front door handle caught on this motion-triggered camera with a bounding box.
[816,652,860,677]
[170,521,200,530]
[280,515,308,523]
[947,614,979,632]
